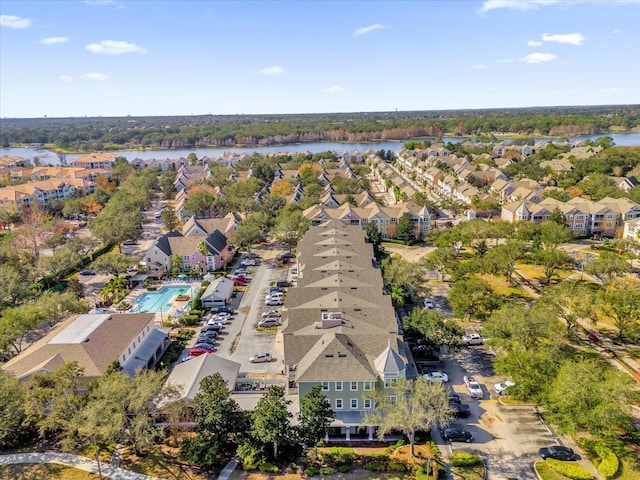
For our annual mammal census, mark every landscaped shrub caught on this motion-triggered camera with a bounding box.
[188,309,203,317]
[304,466,318,476]
[594,445,619,479]
[338,465,349,473]
[416,461,437,480]
[362,453,390,464]
[385,438,407,453]
[322,447,356,467]
[146,286,157,291]
[258,462,279,473]
[450,452,481,467]
[180,315,200,326]
[319,467,336,475]
[364,462,387,472]
[389,462,407,472]
[545,459,593,480]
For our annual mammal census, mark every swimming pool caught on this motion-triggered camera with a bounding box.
[130,285,197,313]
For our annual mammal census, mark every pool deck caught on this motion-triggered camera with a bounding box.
[121,281,200,325]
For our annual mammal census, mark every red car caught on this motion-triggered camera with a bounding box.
[232,277,245,286]
[190,344,214,356]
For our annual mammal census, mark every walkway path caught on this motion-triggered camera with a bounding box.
[217,456,239,480]
[0,452,164,480]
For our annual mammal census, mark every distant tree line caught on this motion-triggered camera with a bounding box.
[1,105,638,152]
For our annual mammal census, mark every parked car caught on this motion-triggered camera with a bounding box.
[442,428,473,443]
[198,330,218,340]
[258,318,280,327]
[196,336,217,347]
[494,380,515,395]
[269,287,285,294]
[181,354,198,362]
[463,375,483,399]
[123,239,137,245]
[538,446,577,461]
[276,280,290,288]
[448,392,462,404]
[423,371,449,383]
[262,310,282,318]
[215,306,234,315]
[424,298,435,309]
[265,298,283,306]
[250,352,272,363]
[79,270,96,276]
[235,267,248,275]
[289,275,298,283]
[190,344,214,356]
[213,312,231,320]
[462,333,483,345]
[206,320,225,329]
[280,252,295,259]
[241,258,256,266]
[232,277,246,286]
[449,402,472,418]
[201,324,221,333]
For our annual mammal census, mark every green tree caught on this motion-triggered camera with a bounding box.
[0,264,30,307]
[424,246,456,281]
[547,358,635,436]
[365,222,384,259]
[448,277,502,321]
[584,251,632,284]
[34,291,89,327]
[402,308,465,351]
[0,370,30,449]
[92,253,139,277]
[382,257,428,301]
[535,247,574,284]
[396,212,414,240]
[158,170,176,200]
[229,218,262,252]
[250,386,294,461]
[549,207,567,226]
[0,303,41,356]
[271,208,310,252]
[364,377,452,457]
[482,239,525,283]
[184,189,216,217]
[160,206,180,231]
[598,281,640,340]
[298,385,335,457]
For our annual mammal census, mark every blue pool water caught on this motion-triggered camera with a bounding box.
[130,285,196,313]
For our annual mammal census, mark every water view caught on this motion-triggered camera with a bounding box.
[3,133,640,166]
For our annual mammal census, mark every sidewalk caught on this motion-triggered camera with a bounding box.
[0,452,164,480]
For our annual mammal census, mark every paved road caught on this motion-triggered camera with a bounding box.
[0,452,163,480]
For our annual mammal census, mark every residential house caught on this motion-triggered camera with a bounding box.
[2,313,169,385]
[281,220,409,440]
[69,152,118,169]
[182,212,239,238]
[200,277,234,307]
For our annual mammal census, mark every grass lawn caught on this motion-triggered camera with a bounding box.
[480,274,532,298]
[451,464,486,480]
[119,444,207,480]
[515,263,573,283]
[0,464,100,479]
[534,461,572,480]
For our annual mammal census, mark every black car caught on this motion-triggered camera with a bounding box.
[449,402,472,418]
[196,337,217,347]
[538,446,576,461]
[216,306,234,315]
[448,393,462,404]
[269,287,285,294]
[442,428,473,443]
[280,252,295,259]
[198,330,218,340]
[79,270,96,276]
[276,280,290,288]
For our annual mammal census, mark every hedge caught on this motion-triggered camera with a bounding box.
[304,466,318,476]
[450,452,481,467]
[545,459,593,480]
[594,445,619,479]
[319,467,336,475]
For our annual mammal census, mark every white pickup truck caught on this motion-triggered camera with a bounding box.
[463,375,483,399]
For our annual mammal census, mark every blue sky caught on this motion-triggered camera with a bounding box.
[1,0,639,118]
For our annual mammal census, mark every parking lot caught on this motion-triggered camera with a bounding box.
[209,246,292,377]
[428,346,564,480]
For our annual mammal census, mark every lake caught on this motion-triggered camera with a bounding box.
[3,133,639,165]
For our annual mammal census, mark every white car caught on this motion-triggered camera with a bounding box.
[424,298,435,309]
[250,352,272,363]
[423,371,449,382]
[213,312,231,321]
[265,298,283,306]
[494,380,515,395]
[462,333,483,345]
[241,258,256,266]
[262,310,282,318]
[463,375,483,399]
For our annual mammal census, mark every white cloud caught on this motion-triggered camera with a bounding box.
[85,0,115,5]
[259,66,284,75]
[324,85,345,93]
[82,72,107,81]
[520,52,558,63]
[611,28,621,35]
[480,0,559,12]
[481,0,640,12]
[39,36,69,45]
[527,40,543,46]
[0,14,31,29]
[353,23,388,37]
[472,64,486,70]
[59,75,73,82]
[85,40,147,55]
[542,32,586,45]
[496,58,514,63]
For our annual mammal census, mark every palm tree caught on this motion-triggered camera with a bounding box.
[390,286,405,308]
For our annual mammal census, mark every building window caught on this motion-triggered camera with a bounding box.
[335,399,343,409]
[384,378,397,388]
[363,381,372,391]
[387,395,397,404]
[335,381,343,391]
[364,398,372,409]
[321,381,329,391]
[350,382,358,391]
[351,398,358,409]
